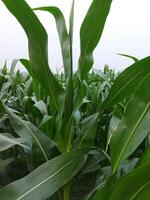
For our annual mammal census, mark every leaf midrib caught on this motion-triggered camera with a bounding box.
[17,159,73,199]
[129,181,150,200]
[103,66,150,110]
[14,1,60,113]
[113,101,150,173]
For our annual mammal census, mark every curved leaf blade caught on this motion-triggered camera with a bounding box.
[110,71,150,173]
[93,162,150,200]
[109,162,150,200]
[2,0,64,114]
[4,106,57,162]
[0,148,90,200]
[0,133,29,152]
[101,56,150,110]
[33,6,72,79]
[118,53,139,62]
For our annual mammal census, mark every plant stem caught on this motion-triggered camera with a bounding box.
[63,183,70,200]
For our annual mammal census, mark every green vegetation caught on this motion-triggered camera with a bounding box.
[0,0,150,199]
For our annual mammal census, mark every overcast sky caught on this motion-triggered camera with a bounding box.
[1,0,150,72]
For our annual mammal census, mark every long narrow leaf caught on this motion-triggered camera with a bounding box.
[110,71,150,173]
[0,133,29,152]
[101,56,150,110]
[33,6,71,79]
[2,0,64,115]
[118,53,139,62]
[78,0,112,79]
[4,106,57,162]
[93,162,150,200]
[0,148,90,200]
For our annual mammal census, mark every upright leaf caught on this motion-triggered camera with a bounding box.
[33,5,75,153]
[10,59,18,75]
[33,6,71,79]
[2,0,64,115]
[78,0,112,79]
[69,0,74,48]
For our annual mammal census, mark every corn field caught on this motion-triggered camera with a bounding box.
[0,0,150,200]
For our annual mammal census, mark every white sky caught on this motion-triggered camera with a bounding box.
[0,0,150,72]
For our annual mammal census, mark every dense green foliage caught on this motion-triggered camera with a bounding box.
[1,0,150,199]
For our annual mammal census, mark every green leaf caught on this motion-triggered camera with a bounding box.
[101,56,150,110]
[32,100,47,117]
[1,61,7,75]
[39,115,55,139]
[20,59,45,100]
[93,162,150,200]
[118,53,139,62]
[0,133,29,152]
[4,105,57,162]
[136,144,150,167]
[0,81,11,100]
[0,148,90,200]
[92,176,115,200]
[110,71,150,173]
[69,0,74,44]
[2,0,64,115]
[33,6,74,153]
[33,6,71,79]
[106,114,121,152]
[109,162,150,200]
[79,113,98,146]
[10,59,18,75]
[73,76,83,113]
[78,0,112,79]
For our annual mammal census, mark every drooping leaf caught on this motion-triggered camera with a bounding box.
[4,105,57,162]
[78,0,112,79]
[110,71,150,173]
[2,0,64,115]
[0,133,29,152]
[32,100,47,117]
[118,53,139,62]
[0,148,90,200]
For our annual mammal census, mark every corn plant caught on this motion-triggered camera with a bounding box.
[1,0,150,200]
